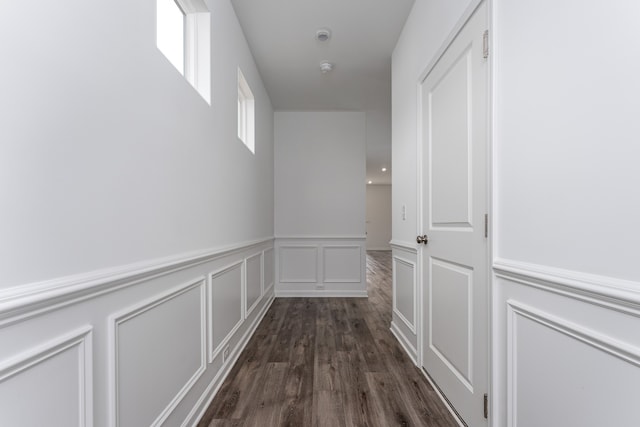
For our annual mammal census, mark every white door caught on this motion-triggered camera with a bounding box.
[419,2,488,426]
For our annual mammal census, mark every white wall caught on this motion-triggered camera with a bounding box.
[274,112,367,296]
[0,0,273,289]
[275,111,365,237]
[492,1,640,425]
[0,0,275,425]
[366,185,392,250]
[392,0,640,426]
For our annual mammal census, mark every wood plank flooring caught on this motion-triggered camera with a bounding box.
[197,251,457,427]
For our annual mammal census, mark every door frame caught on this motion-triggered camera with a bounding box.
[414,0,494,425]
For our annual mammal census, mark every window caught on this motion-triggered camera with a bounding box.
[237,68,255,153]
[156,0,185,74]
[156,0,211,104]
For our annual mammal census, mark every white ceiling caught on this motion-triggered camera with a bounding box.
[231,0,416,185]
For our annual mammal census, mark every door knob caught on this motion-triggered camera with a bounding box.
[416,235,429,245]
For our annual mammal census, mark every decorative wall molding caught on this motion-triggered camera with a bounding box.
[0,326,93,427]
[507,299,640,369]
[494,258,640,314]
[182,293,275,427]
[392,255,417,334]
[275,290,368,298]
[506,300,640,426]
[275,237,367,297]
[109,278,207,427]
[275,235,367,240]
[390,321,418,365]
[208,262,244,363]
[278,246,318,283]
[0,237,274,328]
[263,248,274,292]
[322,245,362,283]
[244,252,263,318]
[390,240,418,253]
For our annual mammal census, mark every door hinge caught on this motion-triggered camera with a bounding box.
[484,214,488,238]
[482,30,489,59]
[484,393,489,419]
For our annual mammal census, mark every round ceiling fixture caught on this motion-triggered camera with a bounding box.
[316,29,331,42]
[320,61,333,73]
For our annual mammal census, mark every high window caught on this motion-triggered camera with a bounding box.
[156,0,211,104]
[237,68,255,153]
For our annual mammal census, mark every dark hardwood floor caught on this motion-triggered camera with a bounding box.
[197,251,457,427]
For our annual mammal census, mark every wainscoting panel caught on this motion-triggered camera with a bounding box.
[323,246,361,283]
[493,259,640,427]
[264,248,274,292]
[0,327,92,427]
[245,253,262,317]
[279,245,318,283]
[0,238,275,427]
[507,301,640,427]
[393,255,416,334]
[111,279,206,427]
[275,237,367,297]
[390,241,418,364]
[209,262,243,362]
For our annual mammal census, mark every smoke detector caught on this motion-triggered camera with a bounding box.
[316,29,331,42]
[320,61,333,73]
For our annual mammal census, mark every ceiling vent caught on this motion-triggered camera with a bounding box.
[316,29,331,42]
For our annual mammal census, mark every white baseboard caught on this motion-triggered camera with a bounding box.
[185,292,275,427]
[390,321,418,365]
[275,290,368,298]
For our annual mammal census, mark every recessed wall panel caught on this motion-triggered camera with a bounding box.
[0,328,91,427]
[393,257,415,332]
[115,281,205,427]
[510,306,640,427]
[210,263,243,358]
[323,246,361,283]
[430,50,471,226]
[264,248,274,290]
[430,258,472,386]
[279,246,317,283]
[246,253,262,315]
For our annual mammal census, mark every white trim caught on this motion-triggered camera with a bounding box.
[0,237,274,327]
[275,235,366,240]
[506,300,640,426]
[184,294,275,427]
[494,258,640,314]
[389,240,418,253]
[390,321,418,365]
[0,326,93,427]
[208,261,245,363]
[392,255,417,334]
[274,290,368,298]
[507,300,640,367]
[108,278,206,427]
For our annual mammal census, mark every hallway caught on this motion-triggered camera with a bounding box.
[197,251,457,426]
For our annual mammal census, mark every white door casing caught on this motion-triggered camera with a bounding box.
[418,2,489,426]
